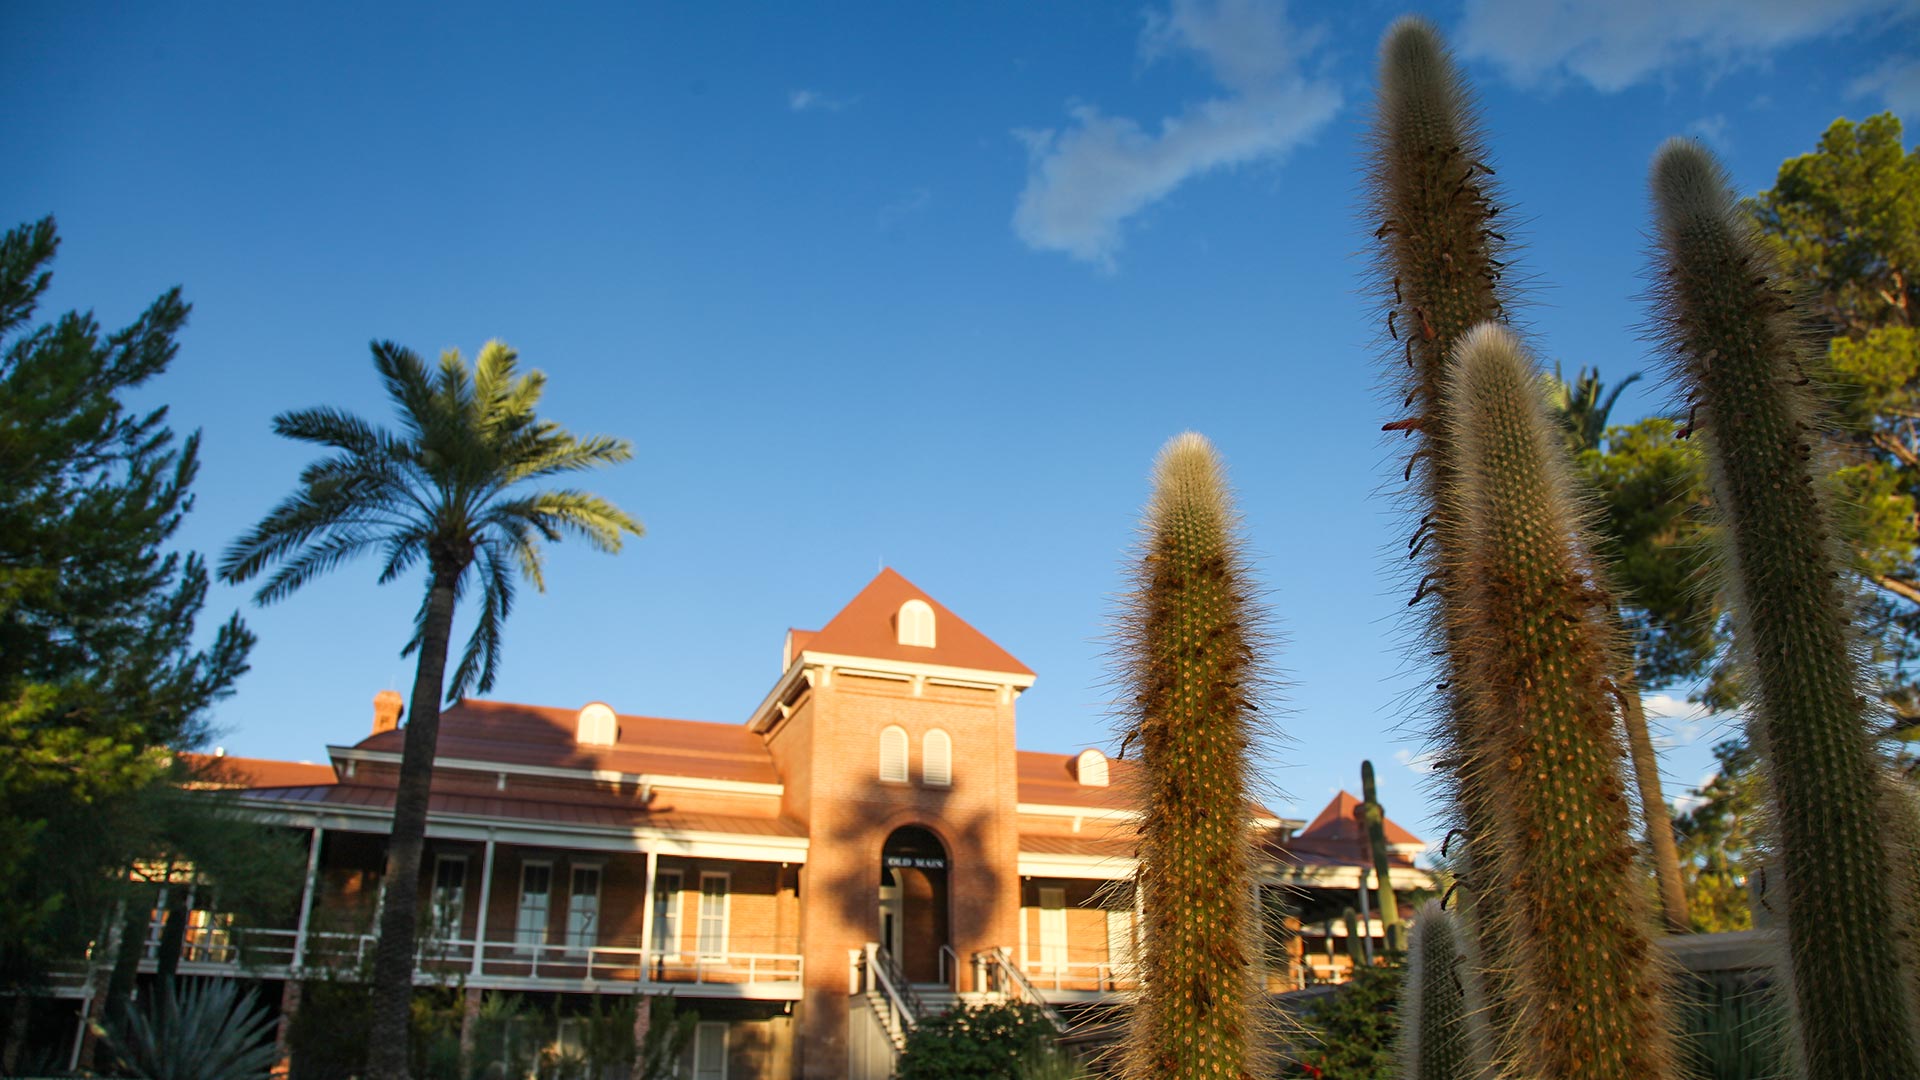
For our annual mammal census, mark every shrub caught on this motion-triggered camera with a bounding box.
[898,1001,1058,1080]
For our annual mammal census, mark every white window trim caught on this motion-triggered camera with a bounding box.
[565,863,603,956]
[923,729,952,787]
[430,854,468,941]
[515,859,553,955]
[879,725,908,784]
[697,871,730,961]
[1038,886,1067,973]
[652,869,683,958]
[692,1020,729,1080]
[896,599,936,648]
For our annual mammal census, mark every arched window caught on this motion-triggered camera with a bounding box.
[896,599,936,648]
[577,702,617,747]
[879,725,909,783]
[923,729,952,787]
[1074,748,1109,787]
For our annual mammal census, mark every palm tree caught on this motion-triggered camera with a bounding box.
[1544,362,1641,455]
[220,341,641,1079]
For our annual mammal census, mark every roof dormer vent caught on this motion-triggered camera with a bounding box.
[577,702,618,747]
[897,598,936,648]
[1074,748,1109,787]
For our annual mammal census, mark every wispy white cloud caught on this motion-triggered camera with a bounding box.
[1012,0,1340,269]
[877,187,932,229]
[1456,0,1920,94]
[788,89,854,113]
[1642,692,1712,751]
[1851,54,1920,115]
[1686,113,1731,152]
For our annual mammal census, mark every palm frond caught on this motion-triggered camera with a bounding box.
[447,542,514,699]
[271,405,387,456]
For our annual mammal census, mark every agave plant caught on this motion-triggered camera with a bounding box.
[104,978,281,1080]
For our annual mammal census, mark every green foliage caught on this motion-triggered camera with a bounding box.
[1442,322,1679,1079]
[1674,740,1762,933]
[1294,961,1401,1080]
[1363,18,1522,1034]
[1396,903,1483,1080]
[103,977,282,1080]
[1651,135,1920,1080]
[1545,363,1642,456]
[1114,432,1270,1080]
[899,1001,1058,1080]
[0,217,254,991]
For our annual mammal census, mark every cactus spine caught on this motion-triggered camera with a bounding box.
[1399,901,1487,1080]
[1358,760,1405,953]
[1116,432,1270,1080]
[1443,323,1680,1080]
[1648,138,1920,1080]
[1364,17,1520,1020]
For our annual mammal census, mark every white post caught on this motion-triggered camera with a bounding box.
[470,835,496,978]
[637,849,658,985]
[1357,866,1375,964]
[291,826,324,972]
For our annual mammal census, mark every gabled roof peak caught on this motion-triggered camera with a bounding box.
[798,568,1032,678]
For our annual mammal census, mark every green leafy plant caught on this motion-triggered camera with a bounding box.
[899,1001,1058,1080]
[103,977,281,1080]
[1113,432,1272,1080]
[1443,322,1679,1079]
[1294,960,1401,1080]
[1650,135,1920,1080]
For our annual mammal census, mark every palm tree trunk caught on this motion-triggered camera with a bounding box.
[366,567,460,1080]
[154,880,190,984]
[1618,664,1692,932]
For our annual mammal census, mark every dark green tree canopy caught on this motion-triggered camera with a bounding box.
[0,216,253,990]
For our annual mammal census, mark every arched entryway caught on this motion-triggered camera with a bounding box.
[878,825,951,986]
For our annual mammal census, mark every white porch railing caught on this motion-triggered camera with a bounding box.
[973,947,1065,1030]
[135,923,801,993]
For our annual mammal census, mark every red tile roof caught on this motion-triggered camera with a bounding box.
[1280,790,1424,868]
[801,568,1032,676]
[179,753,337,789]
[351,699,779,784]
[243,784,805,837]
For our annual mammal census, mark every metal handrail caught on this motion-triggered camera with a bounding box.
[975,947,1065,1031]
[872,944,927,1019]
[860,942,921,1051]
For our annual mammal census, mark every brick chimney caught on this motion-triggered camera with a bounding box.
[372,689,404,734]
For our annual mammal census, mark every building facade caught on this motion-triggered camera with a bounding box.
[75,569,1428,1077]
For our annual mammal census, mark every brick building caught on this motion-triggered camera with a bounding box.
[63,569,1428,1077]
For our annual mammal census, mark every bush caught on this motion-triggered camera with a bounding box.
[1293,963,1401,1080]
[899,1002,1058,1080]
[103,978,282,1080]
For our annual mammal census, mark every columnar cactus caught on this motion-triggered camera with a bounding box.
[1116,432,1271,1080]
[1364,15,1520,1013]
[1398,901,1488,1080]
[1648,138,1920,1080]
[1357,760,1404,953]
[1443,323,1680,1080]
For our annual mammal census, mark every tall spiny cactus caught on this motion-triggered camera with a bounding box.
[1364,16,1520,1022]
[1648,138,1920,1080]
[1116,432,1271,1080]
[1358,760,1405,953]
[1443,323,1680,1080]
[1399,901,1488,1080]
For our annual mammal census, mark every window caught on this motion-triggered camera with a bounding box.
[651,870,682,956]
[896,599,935,648]
[516,861,552,952]
[923,729,952,787]
[879,725,908,783]
[693,1021,728,1080]
[429,855,467,941]
[1075,748,1109,787]
[1038,886,1067,972]
[697,873,729,960]
[566,865,602,954]
[576,702,617,746]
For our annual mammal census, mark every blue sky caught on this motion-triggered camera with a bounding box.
[6,0,1918,844]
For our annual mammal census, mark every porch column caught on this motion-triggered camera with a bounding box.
[291,826,324,972]
[470,834,496,978]
[636,848,658,983]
